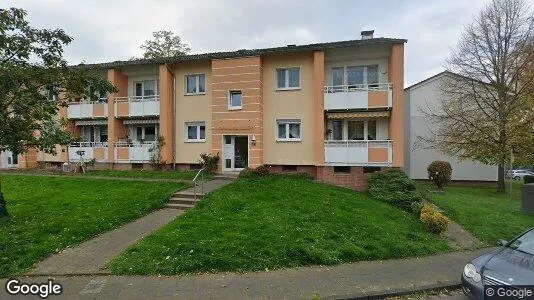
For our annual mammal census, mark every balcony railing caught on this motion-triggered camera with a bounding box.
[114,96,160,118]
[324,83,392,110]
[114,141,156,163]
[324,140,392,166]
[67,98,108,119]
[68,142,108,162]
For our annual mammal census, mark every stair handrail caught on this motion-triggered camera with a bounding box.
[192,167,206,202]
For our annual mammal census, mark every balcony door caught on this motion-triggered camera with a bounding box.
[223,135,248,172]
[134,80,158,99]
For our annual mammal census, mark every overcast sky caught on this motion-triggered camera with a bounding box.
[4,0,529,86]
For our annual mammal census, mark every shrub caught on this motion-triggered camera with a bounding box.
[368,170,423,210]
[524,175,534,184]
[199,153,219,173]
[149,135,166,170]
[239,165,271,178]
[427,161,452,191]
[420,204,449,234]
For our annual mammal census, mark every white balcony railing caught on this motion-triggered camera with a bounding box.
[114,141,156,163]
[67,98,108,119]
[68,142,108,162]
[324,140,393,166]
[324,83,392,110]
[114,96,160,118]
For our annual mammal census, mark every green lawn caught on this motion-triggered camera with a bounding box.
[109,175,450,275]
[83,169,212,180]
[0,174,187,277]
[420,181,533,245]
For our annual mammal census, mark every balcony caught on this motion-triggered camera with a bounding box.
[68,142,108,162]
[324,83,392,111]
[115,96,160,118]
[114,141,155,163]
[324,140,392,166]
[67,99,108,119]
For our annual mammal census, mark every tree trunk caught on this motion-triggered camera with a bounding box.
[497,164,506,193]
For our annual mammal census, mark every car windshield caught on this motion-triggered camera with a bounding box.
[508,230,534,255]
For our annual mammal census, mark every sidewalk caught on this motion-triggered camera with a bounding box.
[3,248,491,299]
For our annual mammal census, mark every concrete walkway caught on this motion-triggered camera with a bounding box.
[4,248,492,299]
[0,171,191,183]
[28,209,183,276]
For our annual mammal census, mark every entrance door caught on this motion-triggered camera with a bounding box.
[1,151,18,169]
[223,135,248,171]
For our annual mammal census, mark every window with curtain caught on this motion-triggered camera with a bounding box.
[367,120,377,140]
[144,81,155,96]
[348,121,364,140]
[367,65,379,88]
[144,126,156,141]
[277,119,301,141]
[347,66,364,87]
[185,122,206,142]
[229,91,242,109]
[332,121,343,140]
[185,74,205,94]
[276,68,300,89]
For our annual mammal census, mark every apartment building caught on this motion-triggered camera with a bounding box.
[404,71,497,181]
[1,31,406,189]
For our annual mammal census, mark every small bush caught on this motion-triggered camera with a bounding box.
[411,201,424,215]
[420,204,449,234]
[524,175,534,184]
[427,161,452,191]
[199,153,219,173]
[368,170,423,210]
[239,165,270,178]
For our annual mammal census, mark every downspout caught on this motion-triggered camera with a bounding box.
[165,63,176,171]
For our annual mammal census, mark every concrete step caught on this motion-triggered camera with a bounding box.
[214,174,239,180]
[172,192,205,199]
[168,197,198,205]
[166,203,195,210]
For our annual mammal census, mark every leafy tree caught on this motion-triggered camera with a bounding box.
[140,30,191,59]
[0,7,116,216]
[421,0,534,192]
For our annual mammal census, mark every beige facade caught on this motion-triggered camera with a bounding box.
[20,35,406,189]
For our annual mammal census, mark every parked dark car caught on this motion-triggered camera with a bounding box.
[462,228,534,299]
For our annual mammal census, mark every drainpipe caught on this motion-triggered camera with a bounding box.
[165,63,176,171]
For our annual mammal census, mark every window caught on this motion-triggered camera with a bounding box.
[332,121,343,140]
[276,67,300,89]
[348,121,365,140]
[367,120,377,140]
[334,166,351,174]
[331,65,379,88]
[134,125,157,142]
[277,119,301,141]
[185,74,205,94]
[229,91,242,110]
[282,165,298,172]
[347,66,364,86]
[134,80,158,98]
[45,86,58,101]
[185,122,206,142]
[363,166,381,174]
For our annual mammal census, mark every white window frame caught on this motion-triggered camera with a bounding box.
[133,80,159,97]
[228,90,243,110]
[276,119,302,142]
[132,125,158,143]
[331,65,379,86]
[276,67,301,90]
[327,119,380,141]
[184,74,206,95]
[185,122,206,142]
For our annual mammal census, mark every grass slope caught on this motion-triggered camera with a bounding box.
[110,175,450,275]
[83,169,213,181]
[0,175,187,277]
[420,181,534,245]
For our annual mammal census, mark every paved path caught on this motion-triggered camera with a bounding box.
[28,209,183,276]
[3,248,491,299]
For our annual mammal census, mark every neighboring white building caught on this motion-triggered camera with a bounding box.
[404,71,497,181]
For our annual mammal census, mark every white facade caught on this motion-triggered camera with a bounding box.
[404,72,498,181]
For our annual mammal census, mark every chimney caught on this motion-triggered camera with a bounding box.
[361,30,374,40]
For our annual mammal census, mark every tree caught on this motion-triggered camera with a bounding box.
[421,0,534,192]
[0,8,116,216]
[140,30,191,59]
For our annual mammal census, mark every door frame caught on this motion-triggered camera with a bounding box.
[222,134,249,172]
[1,151,19,169]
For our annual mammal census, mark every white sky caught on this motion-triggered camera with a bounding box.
[3,0,532,86]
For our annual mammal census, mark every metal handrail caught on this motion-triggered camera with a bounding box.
[114,95,160,103]
[70,142,108,147]
[323,83,392,93]
[69,98,108,104]
[192,167,206,202]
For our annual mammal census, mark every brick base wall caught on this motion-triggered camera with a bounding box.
[265,165,317,178]
[317,166,369,191]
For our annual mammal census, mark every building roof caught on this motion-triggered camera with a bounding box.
[405,70,490,91]
[77,37,407,69]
